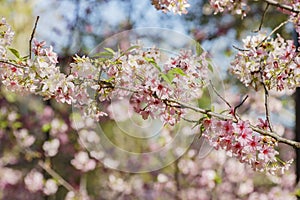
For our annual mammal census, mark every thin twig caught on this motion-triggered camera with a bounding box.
[232,45,249,52]
[38,161,77,192]
[0,60,24,68]
[253,3,269,33]
[262,82,273,132]
[233,95,249,115]
[233,19,288,52]
[29,16,40,59]
[257,20,289,48]
[209,80,231,108]
[250,125,300,148]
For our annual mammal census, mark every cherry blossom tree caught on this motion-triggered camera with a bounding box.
[0,0,299,199]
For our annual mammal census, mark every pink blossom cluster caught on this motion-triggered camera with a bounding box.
[231,34,300,91]
[0,38,76,104]
[209,0,249,16]
[151,0,190,15]
[202,118,293,174]
[0,25,105,120]
[0,18,210,125]
[99,45,209,125]
[130,85,182,125]
[24,169,58,195]
[71,151,96,172]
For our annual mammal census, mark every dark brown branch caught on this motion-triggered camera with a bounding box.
[262,82,273,132]
[210,80,231,108]
[253,3,269,33]
[232,45,249,52]
[0,60,24,68]
[29,16,40,59]
[250,125,300,148]
[233,95,249,115]
[167,98,300,148]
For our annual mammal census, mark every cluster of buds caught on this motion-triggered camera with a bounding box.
[203,118,293,174]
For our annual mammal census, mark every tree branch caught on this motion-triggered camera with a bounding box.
[253,3,269,33]
[29,16,40,59]
[233,95,249,115]
[263,0,300,13]
[170,98,300,148]
[262,81,273,132]
[38,161,77,193]
[257,20,289,48]
[100,82,300,148]
[210,80,231,108]
[0,60,24,68]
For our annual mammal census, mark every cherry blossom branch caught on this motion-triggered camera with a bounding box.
[29,16,40,59]
[232,45,249,52]
[0,60,24,68]
[108,83,299,147]
[19,145,77,194]
[257,19,289,47]
[166,98,300,148]
[263,0,300,13]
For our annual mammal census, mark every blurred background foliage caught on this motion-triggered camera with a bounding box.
[0,0,35,55]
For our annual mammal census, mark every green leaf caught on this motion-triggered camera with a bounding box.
[162,67,187,83]
[104,48,115,54]
[42,123,51,132]
[12,122,22,129]
[144,57,161,72]
[195,42,203,56]
[214,174,222,184]
[124,45,140,53]
[8,48,20,58]
[168,67,186,76]
[208,63,214,72]
[120,45,140,57]
[94,51,114,58]
[0,121,8,129]
[159,73,172,84]
[21,55,30,61]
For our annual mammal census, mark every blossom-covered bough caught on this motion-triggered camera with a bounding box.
[0,0,300,198]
